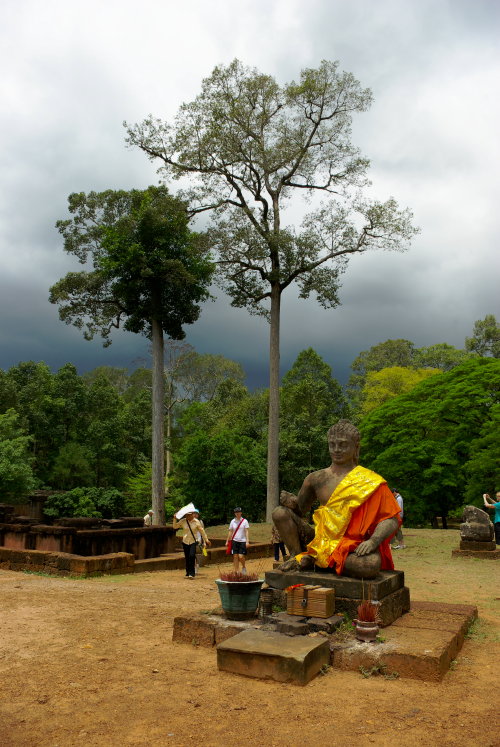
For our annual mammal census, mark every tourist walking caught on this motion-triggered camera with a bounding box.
[173,503,211,578]
[226,507,250,574]
[143,509,154,526]
[391,489,405,549]
[271,523,287,561]
[193,508,205,574]
[483,492,500,545]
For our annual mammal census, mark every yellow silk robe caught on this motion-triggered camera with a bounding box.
[296,465,387,569]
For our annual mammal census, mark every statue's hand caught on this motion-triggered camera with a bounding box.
[355,538,377,556]
[280,491,299,512]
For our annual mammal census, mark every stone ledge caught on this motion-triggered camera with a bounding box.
[337,586,410,627]
[0,546,134,576]
[265,569,404,599]
[172,614,259,647]
[452,548,500,559]
[132,541,273,573]
[134,554,185,572]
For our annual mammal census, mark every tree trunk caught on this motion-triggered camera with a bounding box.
[165,405,172,497]
[151,318,165,525]
[266,283,281,522]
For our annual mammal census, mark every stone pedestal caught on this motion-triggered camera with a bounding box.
[264,569,410,626]
[460,540,496,551]
[453,507,498,558]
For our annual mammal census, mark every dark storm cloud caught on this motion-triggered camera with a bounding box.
[0,0,498,390]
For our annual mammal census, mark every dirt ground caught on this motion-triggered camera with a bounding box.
[1,529,499,747]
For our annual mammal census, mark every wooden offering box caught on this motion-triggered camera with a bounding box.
[287,584,335,618]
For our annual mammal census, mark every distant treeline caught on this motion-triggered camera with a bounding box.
[0,323,498,526]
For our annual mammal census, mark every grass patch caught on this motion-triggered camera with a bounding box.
[331,616,355,642]
[22,570,87,580]
[359,663,399,679]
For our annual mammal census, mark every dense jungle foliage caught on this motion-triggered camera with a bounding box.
[1,318,498,526]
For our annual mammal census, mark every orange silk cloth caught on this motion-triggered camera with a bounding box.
[295,466,400,574]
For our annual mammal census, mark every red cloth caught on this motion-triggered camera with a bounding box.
[328,483,401,575]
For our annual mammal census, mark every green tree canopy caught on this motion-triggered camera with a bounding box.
[50,186,214,523]
[174,429,267,525]
[349,338,473,417]
[465,314,499,358]
[464,403,500,502]
[413,343,474,371]
[280,348,348,491]
[0,409,36,500]
[360,366,442,417]
[82,366,129,394]
[43,487,125,520]
[348,339,416,411]
[360,358,500,525]
[50,187,213,344]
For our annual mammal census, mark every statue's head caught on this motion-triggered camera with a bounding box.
[327,419,360,465]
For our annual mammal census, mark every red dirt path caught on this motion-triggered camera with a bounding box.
[1,530,499,746]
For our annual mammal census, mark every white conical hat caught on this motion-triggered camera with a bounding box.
[175,502,196,520]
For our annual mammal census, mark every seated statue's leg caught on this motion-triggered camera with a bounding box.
[298,554,315,570]
[272,506,312,556]
[272,506,314,571]
[343,550,381,579]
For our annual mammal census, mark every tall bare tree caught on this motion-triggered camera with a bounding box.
[125,60,418,520]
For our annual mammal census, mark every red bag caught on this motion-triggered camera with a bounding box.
[226,518,244,555]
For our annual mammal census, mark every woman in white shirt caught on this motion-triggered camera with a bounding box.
[226,507,250,574]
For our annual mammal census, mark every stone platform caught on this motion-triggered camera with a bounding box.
[172,600,477,682]
[331,601,477,681]
[264,569,410,626]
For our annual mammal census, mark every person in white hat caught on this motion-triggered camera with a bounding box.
[143,509,154,527]
[173,507,210,578]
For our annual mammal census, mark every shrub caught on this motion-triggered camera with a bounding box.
[43,487,125,520]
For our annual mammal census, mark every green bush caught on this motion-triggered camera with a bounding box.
[43,487,125,520]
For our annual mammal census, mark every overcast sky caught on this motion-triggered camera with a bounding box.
[1,0,498,388]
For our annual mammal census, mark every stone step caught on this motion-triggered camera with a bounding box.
[134,554,185,572]
[216,629,330,685]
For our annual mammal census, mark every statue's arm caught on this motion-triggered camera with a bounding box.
[279,476,315,518]
[355,517,399,557]
[296,475,317,518]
